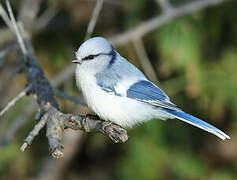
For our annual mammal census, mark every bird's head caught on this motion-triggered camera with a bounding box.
[73,37,115,71]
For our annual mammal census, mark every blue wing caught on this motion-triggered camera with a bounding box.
[97,79,230,140]
[126,80,230,140]
[126,80,180,110]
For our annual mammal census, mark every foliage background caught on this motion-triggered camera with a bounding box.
[0,0,236,179]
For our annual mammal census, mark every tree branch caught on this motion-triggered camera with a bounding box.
[85,0,104,40]
[0,3,13,31]
[0,44,18,67]
[42,0,229,92]
[133,38,159,83]
[0,84,32,117]
[0,0,127,158]
[156,0,173,13]
[34,6,58,31]
[0,0,228,158]
[20,105,127,158]
[53,88,86,106]
[6,0,27,57]
[109,0,228,45]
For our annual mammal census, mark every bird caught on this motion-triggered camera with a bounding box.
[72,37,230,140]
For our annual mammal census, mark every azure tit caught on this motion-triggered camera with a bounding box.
[72,37,230,140]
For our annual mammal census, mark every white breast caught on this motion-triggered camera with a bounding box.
[75,66,170,127]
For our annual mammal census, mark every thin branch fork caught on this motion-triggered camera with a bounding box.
[109,0,228,45]
[6,0,27,57]
[0,84,32,116]
[20,104,127,158]
[39,0,229,92]
[0,0,128,158]
[53,88,87,106]
[0,0,228,157]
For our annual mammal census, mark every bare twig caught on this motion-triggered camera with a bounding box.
[50,0,105,93]
[0,84,32,117]
[0,3,13,31]
[35,6,58,31]
[0,71,86,147]
[0,0,127,158]
[53,88,87,106]
[8,63,25,79]
[93,0,120,6]
[156,0,172,12]
[17,0,42,32]
[0,44,18,67]
[50,64,75,87]
[133,38,159,83]
[0,0,43,45]
[109,0,228,45]
[0,0,228,158]
[21,105,127,158]
[85,0,104,40]
[20,115,47,152]
[44,0,228,90]
[0,101,37,146]
[34,104,87,180]
[6,0,27,57]
[0,71,86,146]
[35,131,85,180]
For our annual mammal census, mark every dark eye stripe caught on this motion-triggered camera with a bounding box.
[82,54,99,61]
[82,48,115,61]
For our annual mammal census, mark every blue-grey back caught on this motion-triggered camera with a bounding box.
[95,52,146,92]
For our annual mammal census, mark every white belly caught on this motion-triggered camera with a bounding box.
[76,69,170,127]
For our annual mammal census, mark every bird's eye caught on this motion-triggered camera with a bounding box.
[82,54,99,61]
[88,55,94,60]
[83,55,95,61]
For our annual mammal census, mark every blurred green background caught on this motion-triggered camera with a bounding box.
[0,0,236,179]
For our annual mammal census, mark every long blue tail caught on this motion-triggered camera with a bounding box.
[164,109,230,140]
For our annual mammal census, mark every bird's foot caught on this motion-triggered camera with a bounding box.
[83,114,128,143]
[102,121,128,143]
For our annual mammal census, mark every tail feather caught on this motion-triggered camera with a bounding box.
[164,109,230,140]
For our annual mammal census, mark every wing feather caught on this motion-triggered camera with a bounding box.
[126,80,180,111]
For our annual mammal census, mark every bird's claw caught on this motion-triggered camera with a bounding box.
[103,122,128,143]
